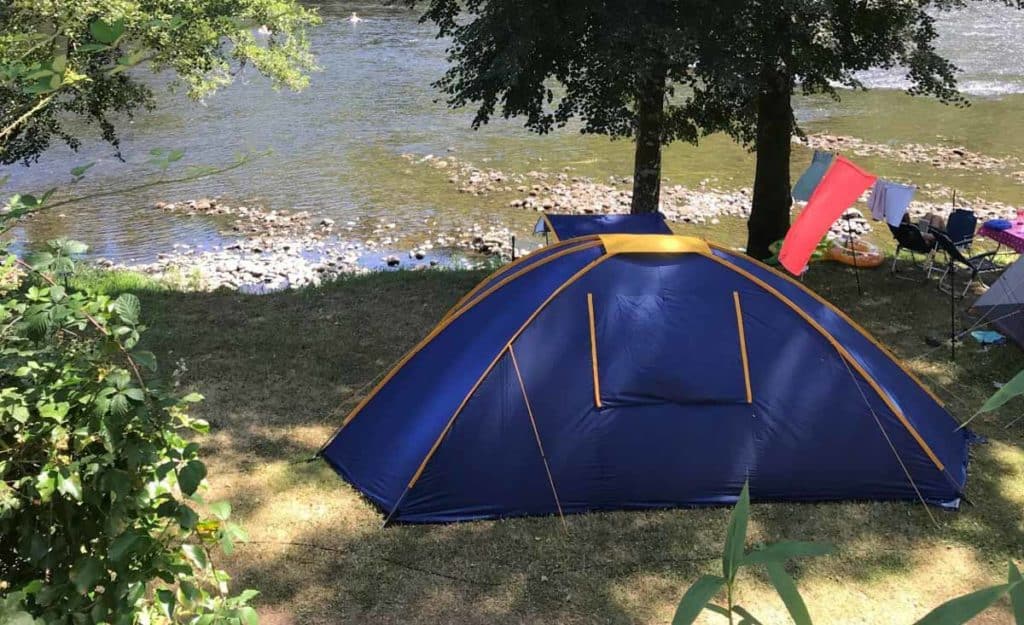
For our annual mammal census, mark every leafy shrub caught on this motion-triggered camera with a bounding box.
[0,242,256,624]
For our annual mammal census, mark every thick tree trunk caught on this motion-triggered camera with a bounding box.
[745,64,794,260]
[631,67,667,214]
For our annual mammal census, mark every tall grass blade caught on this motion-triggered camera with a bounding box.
[765,562,812,625]
[733,605,766,625]
[912,584,1011,625]
[742,541,834,566]
[961,368,1024,429]
[1009,562,1024,625]
[723,480,750,582]
[672,575,726,625]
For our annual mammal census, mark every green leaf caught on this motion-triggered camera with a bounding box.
[155,588,175,619]
[177,460,206,496]
[57,239,88,255]
[56,469,82,501]
[109,393,129,416]
[912,584,1012,625]
[181,543,208,569]
[39,402,70,421]
[236,589,260,604]
[117,50,149,67]
[114,293,141,324]
[35,470,56,501]
[765,563,812,625]
[89,19,125,45]
[965,368,1024,429]
[132,350,157,372]
[23,77,58,94]
[3,611,35,625]
[108,531,141,563]
[176,504,199,530]
[182,392,204,403]
[732,605,765,625]
[124,387,145,402]
[70,162,95,178]
[671,575,726,625]
[209,501,231,520]
[237,606,259,625]
[723,480,750,582]
[70,556,103,594]
[1009,562,1024,625]
[742,541,834,566]
[27,252,54,269]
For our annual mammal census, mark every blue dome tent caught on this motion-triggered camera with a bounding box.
[321,235,969,524]
[535,213,673,242]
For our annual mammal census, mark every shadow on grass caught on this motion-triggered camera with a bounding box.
[95,261,1024,624]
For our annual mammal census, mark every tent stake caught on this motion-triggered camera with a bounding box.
[381,489,412,529]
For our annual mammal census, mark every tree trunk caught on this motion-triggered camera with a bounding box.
[631,67,667,214]
[745,63,794,259]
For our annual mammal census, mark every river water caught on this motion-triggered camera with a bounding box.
[6,1,1024,262]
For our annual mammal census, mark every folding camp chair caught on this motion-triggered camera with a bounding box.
[933,232,1000,297]
[943,209,978,252]
[888,223,938,280]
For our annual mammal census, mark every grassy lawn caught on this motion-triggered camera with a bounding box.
[97,228,1024,624]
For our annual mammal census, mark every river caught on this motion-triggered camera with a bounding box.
[5,1,1024,264]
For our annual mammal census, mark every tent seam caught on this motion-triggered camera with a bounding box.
[705,253,946,472]
[509,343,568,530]
[381,252,615,521]
[733,291,753,404]
[443,237,599,320]
[709,243,946,407]
[319,239,603,453]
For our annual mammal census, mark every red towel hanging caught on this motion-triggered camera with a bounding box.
[779,156,877,275]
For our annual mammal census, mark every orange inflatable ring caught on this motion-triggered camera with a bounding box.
[826,239,884,268]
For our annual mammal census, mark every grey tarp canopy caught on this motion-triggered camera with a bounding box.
[974,256,1024,348]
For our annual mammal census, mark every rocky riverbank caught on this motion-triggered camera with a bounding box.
[103,138,1023,292]
[101,198,535,292]
[421,150,1020,242]
[798,134,1024,182]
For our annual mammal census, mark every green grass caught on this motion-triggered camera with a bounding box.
[101,245,1024,625]
[70,266,167,294]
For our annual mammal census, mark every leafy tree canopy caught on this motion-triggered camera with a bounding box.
[0,0,319,165]
[416,0,1022,256]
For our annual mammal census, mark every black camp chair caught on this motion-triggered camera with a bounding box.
[944,208,978,252]
[888,223,938,280]
[933,232,1000,297]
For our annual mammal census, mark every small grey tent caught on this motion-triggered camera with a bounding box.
[974,257,1024,348]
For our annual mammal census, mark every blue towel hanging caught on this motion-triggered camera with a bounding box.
[792,150,834,202]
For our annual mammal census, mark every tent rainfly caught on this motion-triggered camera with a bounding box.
[321,235,971,524]
[535,213,672,242]
[973,256,1024,348]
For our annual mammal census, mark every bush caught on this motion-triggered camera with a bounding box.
[0,242,256,624]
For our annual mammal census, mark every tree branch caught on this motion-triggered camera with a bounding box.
[0,93,58,150]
